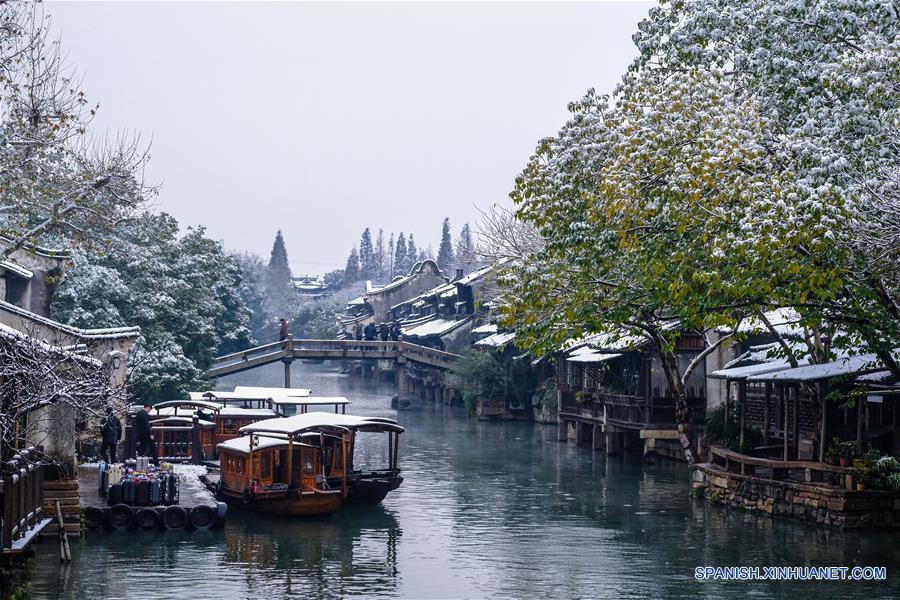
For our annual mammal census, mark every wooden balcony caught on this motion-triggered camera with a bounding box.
[559,391,706,429]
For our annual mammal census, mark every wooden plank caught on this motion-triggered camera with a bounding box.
[3,518,52,554]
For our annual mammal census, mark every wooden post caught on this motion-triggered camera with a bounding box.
[738,382,746,453]
[782,385,789,461]
[191,415,202,465]
[56,499,71,563]
[286,438,293,489]
[819,381,827,462]
[793,387,800,460]
[763,382,771,443]
[856,394,863,445]
[725,380,731,425]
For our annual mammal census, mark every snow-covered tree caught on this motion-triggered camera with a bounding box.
[51,213,253,402]
[343,244,360,284]
[374,228,386,282]
[229,251,269,343]
[359,228,375,280]
[387,232,395,279]
[436,217,455,272]
[264,230,294,319]
[455,222,476,269]
[406,234,418,271]
[394,233,407,276]
[0,6,153,258]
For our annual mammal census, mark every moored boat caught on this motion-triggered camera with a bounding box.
[213,413,404,515]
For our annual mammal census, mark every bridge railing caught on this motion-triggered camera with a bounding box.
[213,339,289,364]
[399,341,460,368]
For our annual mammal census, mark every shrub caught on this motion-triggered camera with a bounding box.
[705,404,763,452]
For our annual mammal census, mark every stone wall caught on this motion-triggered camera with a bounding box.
[692,463,900,529]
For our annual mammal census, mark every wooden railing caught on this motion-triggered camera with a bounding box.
[708,445,854,489]
[206,337,461,378]
[560,392,706,428]
[1,447,44,551]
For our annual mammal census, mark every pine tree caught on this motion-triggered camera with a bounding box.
[456,222,475,269]
[343,245,360,284]
[387,232,395,279]
[394,233,407,276]
[266,230,295,319]
[406,234,418,271]
[436,217,454,272]
[359,228,374,280]
[374,228,386,281]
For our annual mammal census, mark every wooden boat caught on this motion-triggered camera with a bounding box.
[146,401,219,461]
[214,413,404,515]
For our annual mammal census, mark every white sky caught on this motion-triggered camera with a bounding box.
[46,1,652,274]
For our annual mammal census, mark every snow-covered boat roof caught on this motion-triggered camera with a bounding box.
[746,354,882,383]
[218,407,277,417]
[218,434,296,454]
[149,415,215,427]
[474,331,516,348]
[153,399,222,412]
[402,317,470,338]
[471,323,498,335]
[233,386,312,398]
[240,413,404,436]
[271,396,349,406]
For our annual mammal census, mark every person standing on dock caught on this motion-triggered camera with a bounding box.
[99,405,121,463]
[135,403,159,466]
[278,318,289,341]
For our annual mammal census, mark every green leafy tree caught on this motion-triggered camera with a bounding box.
[343,245,360,284]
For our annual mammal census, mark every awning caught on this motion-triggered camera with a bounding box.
[746,354,881,383]
[566,351,623,363]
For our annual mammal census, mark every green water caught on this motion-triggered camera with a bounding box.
[28,362,900,598]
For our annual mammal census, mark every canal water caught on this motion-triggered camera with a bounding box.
[29,362,900,598]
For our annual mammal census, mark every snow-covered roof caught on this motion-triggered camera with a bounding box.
[471,323,498,335]
[232,386,313,398]
[566,351,623,363]
[715,308,805,338]
[402,317,470,338]
[746,354,882,383]
[270,396,349,406]
[150,415,215,427]
[0,322,103,367]
[710,360,805,381]
[239,413,404,435]
[0,261,33,279]
[474,331,516,348]
[564,328,655,353]
[348,296,366,306]
[154,399,222,412]
[0,299,140,341]
[856,370,894,384]
[455,264,494,286]
[218,434,293,454]
[218,407,277,417]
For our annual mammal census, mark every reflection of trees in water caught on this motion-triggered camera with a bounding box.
[222,506,401,597]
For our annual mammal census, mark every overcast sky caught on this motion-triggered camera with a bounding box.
[46,1,652,274]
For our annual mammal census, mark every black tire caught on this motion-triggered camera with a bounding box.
[135,507,160,530]
[162,505,188,530]
[108,503,133,531]
[83,506,106,531]
[189,505,216,530]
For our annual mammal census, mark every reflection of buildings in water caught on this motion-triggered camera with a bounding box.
[222,506,401,596]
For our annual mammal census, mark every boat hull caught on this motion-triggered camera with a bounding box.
[344,476,403,506]
[222,489,343,516]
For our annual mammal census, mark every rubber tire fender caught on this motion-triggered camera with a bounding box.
[135,507,160,530]
[162,505,188,530]
[107,503,133,531]
[82,506,106,531]
[189,505,216,530]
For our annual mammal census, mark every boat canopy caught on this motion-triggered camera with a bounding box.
[240,413,404,436]
[217,434,316,454]
[234,386,313,397]
[151,400,223,412]
[270,396,349,406]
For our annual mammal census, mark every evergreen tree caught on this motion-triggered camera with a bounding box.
[359,228,375,280]
[265,230,295,320]
[456,222,475,268]
[394,233,407,277]
[387,232,395,279]
[374,228,386,281]
[406,234,418,271]
[436,217,455,272]
[344,245,360,284]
